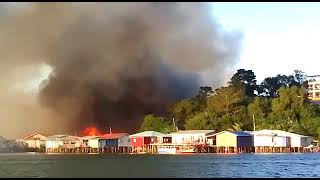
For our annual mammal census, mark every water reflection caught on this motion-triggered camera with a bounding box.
[0,153,320,178]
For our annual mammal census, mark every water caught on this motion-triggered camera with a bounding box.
[0,153,320,178]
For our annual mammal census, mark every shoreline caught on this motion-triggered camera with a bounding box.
[0,152,318,156]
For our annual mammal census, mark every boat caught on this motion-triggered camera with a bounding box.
[176,147,196,154]
[130,151,147,155]
[157,147,177,154]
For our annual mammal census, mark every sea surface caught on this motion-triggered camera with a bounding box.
[0,153,320,178]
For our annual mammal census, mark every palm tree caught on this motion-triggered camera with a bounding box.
[228,122,243,131]
[208,85,245,115]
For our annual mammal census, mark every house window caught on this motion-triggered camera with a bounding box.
[191,136,194,140]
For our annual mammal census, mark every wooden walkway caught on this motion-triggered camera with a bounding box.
[45,147,131,154]
[44,145,316,154]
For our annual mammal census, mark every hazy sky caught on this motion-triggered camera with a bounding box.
[9,2,320,92]
[212,2,320,82]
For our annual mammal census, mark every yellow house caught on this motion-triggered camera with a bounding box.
[213,131,253,147]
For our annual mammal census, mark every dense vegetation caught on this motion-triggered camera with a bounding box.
[139,69,320,140]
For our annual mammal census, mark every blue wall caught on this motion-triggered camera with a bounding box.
[105,139,118,147]
[237,136,253,147]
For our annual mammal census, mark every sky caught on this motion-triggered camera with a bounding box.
[211,2,320,83]
[8,2,320,92]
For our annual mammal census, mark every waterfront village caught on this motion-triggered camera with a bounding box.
[0,129,319,154]
[1,71,320,155]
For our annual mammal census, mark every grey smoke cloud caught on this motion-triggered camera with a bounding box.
[0,2,241,138]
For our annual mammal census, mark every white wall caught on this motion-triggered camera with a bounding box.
[252,130,314,147]
[46,140,82,149]
[88,139,100,148]
[171,133,206,144]
[25,140,45,149]
[118,136,131,147]
[25,140,37,148]
[61,141,82,148]
[290,136,301,147]
[253,135,273,147]
[172,135,183,144]
[291,136,313,147]
[253,135,290,147]
[45,140,63,149]
[273,136,290,147]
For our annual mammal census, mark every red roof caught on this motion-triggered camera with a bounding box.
[99,133,129,140]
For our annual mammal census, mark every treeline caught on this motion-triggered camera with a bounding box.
[139,69,320,140]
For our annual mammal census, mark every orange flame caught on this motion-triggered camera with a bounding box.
[81,126,120,137]
[82,127,103,136]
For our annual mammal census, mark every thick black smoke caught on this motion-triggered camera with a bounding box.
[0,2,241,135]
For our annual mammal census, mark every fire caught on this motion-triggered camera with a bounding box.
[82,127,103,136]
[81,126,118,137]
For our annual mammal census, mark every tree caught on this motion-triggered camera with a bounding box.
[229,69,258,97]
[140,114,176,133]
[247,97,272,119]
[230,106,252,130]
[271,86,305,120]
[260,86,307,132]
[207,85,245,116]
[247,97,272,130]
[167,98,201,129]
[300,117,320,138]
[184,111,217,130]
[259,75,293,97]
[293,70,307,86]
[228,122,243,131]
[259,71,306,98]
[195,86,212,113]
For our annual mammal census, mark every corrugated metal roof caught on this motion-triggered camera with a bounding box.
[244,131,254,134]
[24,133,47,140]
[46,135,81,141]
[209,131,252,137]
[252,130,310,138]
[255,134,276,137]
[231,131,252,136]
[129,131,167,137]
[170,130,215,135]
[82,136,100,139]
